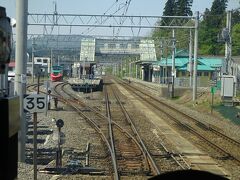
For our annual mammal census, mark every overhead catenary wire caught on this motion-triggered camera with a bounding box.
[114,0,133,37]
[80,0,132,36]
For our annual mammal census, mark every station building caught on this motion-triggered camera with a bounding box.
[135,50,223,87]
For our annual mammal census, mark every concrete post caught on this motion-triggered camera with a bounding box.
[121,61,123,78]
[225,11,232,75]
[135,64,138,78]
[189,30,193,87]
[14,0,28,162]
[141,66,144,80]
[128,62,130,78]
[148,65,151,82]
[171,29,176,98]
[193,11,199,101]
[31,39,35,83]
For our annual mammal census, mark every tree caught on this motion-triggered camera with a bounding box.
[206,0,227,27]
[198,0,228,55]
[175,0,193,16]
[163,0,176,16]
[232,11,240,25]
[162,0,177,26]
[232,23,240,55]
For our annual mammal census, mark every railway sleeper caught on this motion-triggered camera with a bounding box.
[117,155,143,160]
[119,169,150,176]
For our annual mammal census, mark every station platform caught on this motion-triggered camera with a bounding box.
[67,78,103,92]
[125,77,193,98]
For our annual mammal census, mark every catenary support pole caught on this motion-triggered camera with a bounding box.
[31,39,35,83]
[135,64,137,78]
[171,29,176,98]
[189,30,193,87]
[50,49,53,75]
[15,0,28,162]
[225,10,232,75]
[193,11,199,101]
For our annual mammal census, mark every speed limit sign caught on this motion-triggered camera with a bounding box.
[23,94,47,113]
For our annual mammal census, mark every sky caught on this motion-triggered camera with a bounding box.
[1,0,239,17]
[1,0,240,36]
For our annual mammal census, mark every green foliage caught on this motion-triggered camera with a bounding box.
[163,0,176,16]
[162,0,193,26]
[232,23,240,55]
[198,0,228,55]
[162,0,177,26]
[232,11,240,25]
[153,0,194,56]
[175,0,193,16]
[152,0,240,56]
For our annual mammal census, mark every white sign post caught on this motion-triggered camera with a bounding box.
[23,94,47,113]
[23,93,47,180]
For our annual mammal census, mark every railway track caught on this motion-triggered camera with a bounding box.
[53,82,160,178]
[55,81,200,174]
[53,82,115,176]
[116,78,240,167]
[111,81,192,171]
[107,79,192,172]
[104,80,159,176]
[26,79,235,178]
[51,85,153,179]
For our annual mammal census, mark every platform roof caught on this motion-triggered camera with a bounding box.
[158,56,223,71]
[135,60,158,65]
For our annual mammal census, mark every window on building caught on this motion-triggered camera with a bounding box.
[98,43,105,48]
[108,43,116,49]
[197,72,202,76]
[37,59,42,62]
[43,59,48,63]
[131,43,139,49]
[119,43,128,49]
[204,72,209,76]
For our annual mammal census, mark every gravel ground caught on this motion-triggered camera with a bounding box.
[128,77,240,179]
[129,78,240,142]
[18,79,240,179]
[18,87,112,179]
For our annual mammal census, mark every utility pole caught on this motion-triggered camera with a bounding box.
[160,39,164,61]
[31,38,35,83]
[129,60,131,78]
[171,29,176,98]
[121,60,123,78]
[136,63,138,78]
[125,59,127,77]
[15,0,28,162]
[189,30,193,87]
[164,45,167,84]
[193,11,199,101]
[225,11,232,75]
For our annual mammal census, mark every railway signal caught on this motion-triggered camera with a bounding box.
[56,119,64,168]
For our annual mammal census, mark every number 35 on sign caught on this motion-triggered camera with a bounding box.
[23,94,47,113]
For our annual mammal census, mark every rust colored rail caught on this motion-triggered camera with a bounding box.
[118,79,240,165]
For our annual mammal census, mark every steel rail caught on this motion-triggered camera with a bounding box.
[103,84,119,180]
[110,84,161,175]
[124,80,240,148]
[53,82,119,178]
[119,79,240,165]
[58,82,158,177]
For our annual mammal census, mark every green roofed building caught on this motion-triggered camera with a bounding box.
[154,50,223,86]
